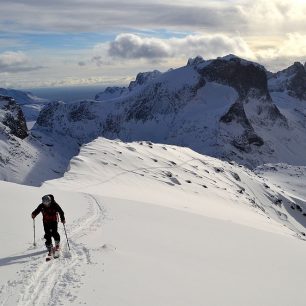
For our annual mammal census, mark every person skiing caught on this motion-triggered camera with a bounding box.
[31,194,65,257]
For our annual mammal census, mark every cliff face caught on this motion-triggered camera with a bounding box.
[269,61,306,101]
[0,95,28,139]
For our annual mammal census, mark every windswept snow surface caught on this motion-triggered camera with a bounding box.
[1,138,306,306]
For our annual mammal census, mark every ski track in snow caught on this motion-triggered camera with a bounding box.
[0,193,105,306]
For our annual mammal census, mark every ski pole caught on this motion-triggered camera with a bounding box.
[33,219,36,247]
[63,223,71,251]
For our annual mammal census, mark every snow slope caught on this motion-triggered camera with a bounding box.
[1,138,306,306]
[255,163,306,210]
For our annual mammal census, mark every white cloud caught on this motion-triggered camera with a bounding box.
[107,33,255,61]
[253,32,306,71]
[1,0,306,87]
[256,33,306,59]
[0,1,245,33]
[109,34,171,59]
[0,51,28,67]
[240,0,306,34]
[0,51,43,73]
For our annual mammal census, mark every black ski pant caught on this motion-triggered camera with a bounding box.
[43,221,60,250]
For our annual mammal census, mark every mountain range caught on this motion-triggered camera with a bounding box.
[1,54,306,184]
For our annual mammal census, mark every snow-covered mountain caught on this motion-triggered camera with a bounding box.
[95,70,162,101]
[95,86,128,101]
[0,88,43,105]
[0,94,79,185]
[0,88,48,126]
[33,55,306,168]
[1,54,306,187]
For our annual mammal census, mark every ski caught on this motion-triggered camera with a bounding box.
[46,253,53,262]
[53,247,60,259]
[45,246,60,261]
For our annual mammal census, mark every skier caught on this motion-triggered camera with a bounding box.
[31,194,66,258]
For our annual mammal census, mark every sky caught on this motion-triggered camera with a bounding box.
[0,0,306,89]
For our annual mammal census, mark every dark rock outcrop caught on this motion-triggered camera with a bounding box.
[220,101,252,128]
[198,56,269,99]
[269,62,306,100]
[287,62,306,100]
[0,95,28,139]
[220,100,264,152]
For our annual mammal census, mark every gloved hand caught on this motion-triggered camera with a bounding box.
[31,213,35,219]
[61,219,66,224]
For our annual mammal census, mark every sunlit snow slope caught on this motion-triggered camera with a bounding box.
[1,138,306,306]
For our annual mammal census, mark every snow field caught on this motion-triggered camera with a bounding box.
[1,138,306,305]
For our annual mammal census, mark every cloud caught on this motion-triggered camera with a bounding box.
[38,76,131,88]
[256,33,306,59]
[254,32,306,71]
[1,0,305,38]
[0,51,44,73]
[0,51,28,67]
[0,1,245,33]
[240,0,306,34]
[91,56,104,67]
[107,33,255,61]
[109,34,171,59]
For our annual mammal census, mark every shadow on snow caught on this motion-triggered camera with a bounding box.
[0,250,46,267]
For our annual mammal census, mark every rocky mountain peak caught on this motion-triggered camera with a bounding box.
[187,56,205,67]
[0,95,28,139]
[128,70,162,91]
[269,61,306,100]
[197,55,269,100]
[95,86,127,101]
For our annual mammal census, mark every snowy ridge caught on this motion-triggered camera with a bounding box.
[47,138,306,238]
[0,88,45,106]
[95,70,162,102]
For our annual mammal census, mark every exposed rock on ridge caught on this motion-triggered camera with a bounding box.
[268,61,306,100]
[0,95,28,139]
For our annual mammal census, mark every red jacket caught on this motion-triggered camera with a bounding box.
[32,196,65,223]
